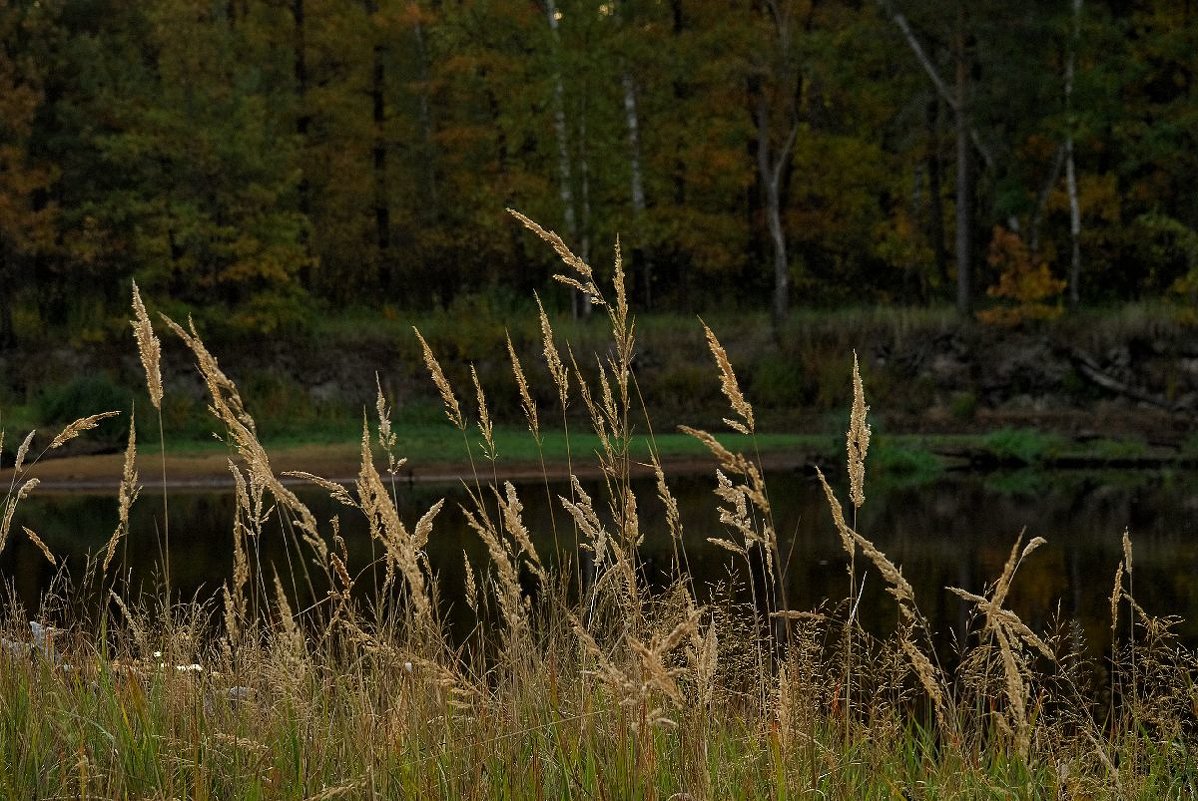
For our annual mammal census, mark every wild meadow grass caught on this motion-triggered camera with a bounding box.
[2,215,1198,799]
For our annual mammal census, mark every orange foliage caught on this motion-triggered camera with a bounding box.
[977,226,1065,327]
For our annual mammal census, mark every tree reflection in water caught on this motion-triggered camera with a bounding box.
[5,469,1197,655]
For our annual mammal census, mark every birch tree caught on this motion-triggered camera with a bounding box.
[750,0,804,331]
[1064,0,1083,306]
[540,0,586,317]
[880,0,991,314]
[611,0,651,306]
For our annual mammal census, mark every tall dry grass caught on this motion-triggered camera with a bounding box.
[0,215,1196,798]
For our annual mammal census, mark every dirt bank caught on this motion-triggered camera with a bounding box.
[2,443,813,492]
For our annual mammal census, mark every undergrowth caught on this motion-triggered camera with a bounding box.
[1,214,1195,799]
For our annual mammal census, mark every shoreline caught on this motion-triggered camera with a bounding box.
[6,433,1198,493]
[2,443,816,493]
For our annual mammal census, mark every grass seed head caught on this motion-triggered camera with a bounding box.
[470,365,496,460]
[413,327,464,431]
[130,280,163,410]
[535,293,570,408]
[49,411,121,450]
[506,332,540,441]
[21,526,55,566]
[1110,560,1124,635]
[1,478,41,555]
[701,319,754,435]
[13,430,34,474]
[103,414,140,572]
[847,350,871,509]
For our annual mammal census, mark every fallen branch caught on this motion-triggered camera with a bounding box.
[1070,349,1193,413]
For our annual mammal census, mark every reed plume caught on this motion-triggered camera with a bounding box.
[509,208,600,303]
[102,412,140,572]
[470,365,496,461]
[12,429,34,473]
[160,313,321,554]
[21,526,55,566]
[0,477,39,555]
[506,332,540,441]
[535,293,570,409]
[130,280,163,410]
[355,422,441,634]
[948,533,1053,756]
[700,319,754,434]
[49,411,121,450]
[413,327,464,431]
[847,350,870,509]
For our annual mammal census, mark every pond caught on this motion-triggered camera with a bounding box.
[4,467,1198,654]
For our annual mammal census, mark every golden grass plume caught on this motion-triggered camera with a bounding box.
[130,280,163,410]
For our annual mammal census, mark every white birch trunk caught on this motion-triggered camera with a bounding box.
[543,0,582,317]
[1065,0,1083,306]
[622,71,649,306]
[883,2,995,172]
[578,96,592,314]
[954,9,972,315]
[756,90,795,330]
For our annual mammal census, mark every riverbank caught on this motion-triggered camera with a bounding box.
[8,424,1196,491]
[2,427,829,491]
[4,304,1198,462]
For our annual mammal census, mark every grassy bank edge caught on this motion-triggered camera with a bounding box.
[8,424,1193,491]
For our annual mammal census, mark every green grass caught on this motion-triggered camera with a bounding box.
[980,427,1066,465]
[101,417,836,465]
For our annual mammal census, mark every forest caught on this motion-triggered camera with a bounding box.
[1,0,1197,343]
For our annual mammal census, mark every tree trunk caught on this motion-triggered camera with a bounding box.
[366,0,390,290]
[953,9,972,317]
[926,97,949,292]
[669,0,689,307]
[482,78,520,265]
[578,93,592,278]
[755,89,790,330]
[622,72,650,308]
[0,245,14,350]
[767,192,788,329]
[293,0,309,189]
[542,0,584,318]
[293,0,311,286]
[1065,0,1084,307]
[1029,145,1065,259]
[412,12,438,209]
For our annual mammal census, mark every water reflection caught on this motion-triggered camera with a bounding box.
[4,469,1197,652]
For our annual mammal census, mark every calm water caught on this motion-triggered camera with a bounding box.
[5,469,1198,651]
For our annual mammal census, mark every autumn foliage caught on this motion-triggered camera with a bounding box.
[977,227,1066,326]
[0,0,1196,339]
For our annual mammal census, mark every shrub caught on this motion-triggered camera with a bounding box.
[982,427,1063,465]
[977,226,1066,326]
